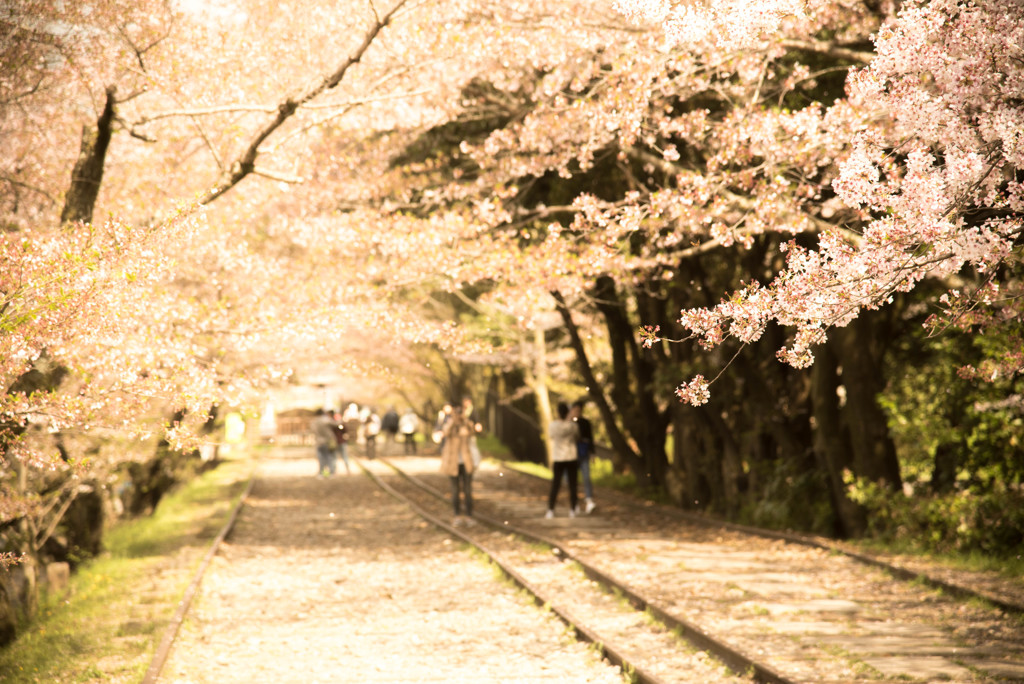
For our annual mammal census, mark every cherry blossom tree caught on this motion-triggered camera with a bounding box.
[0,0,636,575]
[359,0,1021,533]
[3,0,1021,577]
[613,0,1023,399]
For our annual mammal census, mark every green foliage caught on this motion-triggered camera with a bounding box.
[476,433,510,458]
[847,475,1024,559]
[739,460,835,535]
[874,304,1024,557]
[881,320,1023,490]
[0,453,252,682]
[590,457,673,505]
[590,456,633,490]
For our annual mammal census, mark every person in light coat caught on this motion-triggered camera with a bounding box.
[545,401,580,519]
[440,404,475,526]
[399,408,420,454]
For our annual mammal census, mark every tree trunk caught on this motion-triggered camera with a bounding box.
[61,86,117,225]
[533,327,553,466]
[811,340,866,537]
[833,318,902,488]
[591,278,669,488]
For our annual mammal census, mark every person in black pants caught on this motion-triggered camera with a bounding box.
[545,401,580,519]
[440,404,475,526]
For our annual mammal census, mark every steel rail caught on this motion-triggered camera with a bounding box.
[141,469,257,684]
[499,456,1024,616]
[355,457,670,684]
[373,456,795,684]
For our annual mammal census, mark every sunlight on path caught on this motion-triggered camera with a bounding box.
[159,449,624,683]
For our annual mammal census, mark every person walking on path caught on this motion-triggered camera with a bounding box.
[399,408,420,454]
[311,408,339,477]
[440,403,476,526]
[546,401,580,519]
[572,399,596,514]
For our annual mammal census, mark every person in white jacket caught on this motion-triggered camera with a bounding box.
[399,408,420,454]
[545,401,580,519]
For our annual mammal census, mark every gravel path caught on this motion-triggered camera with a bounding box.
[158,449,626,683]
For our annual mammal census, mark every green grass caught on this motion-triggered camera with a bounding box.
[476,433,511,458]
[0,450,254,683]
[844,535,1024,584]
[488,440,667,501]
[504,459,553,479]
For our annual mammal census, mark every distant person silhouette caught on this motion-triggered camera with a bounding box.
[399,408,420,454]
[331,410,352,474]
[310,408,338,477]
[381,406,400,453]
[362,406,381,459]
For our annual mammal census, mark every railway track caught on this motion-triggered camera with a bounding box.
[364,454,1024,683]
[147,448,1024,683]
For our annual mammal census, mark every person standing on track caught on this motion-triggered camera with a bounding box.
[362,406,381,460]
[572,399,596,514]
[545,401,580,519]
[399,408,420,454]
[311,408,339,477]
[331,410,353,474]
[440,403,475,526]
[381,406,400,453]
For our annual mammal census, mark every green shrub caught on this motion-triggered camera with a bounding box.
[847,476,1024,558]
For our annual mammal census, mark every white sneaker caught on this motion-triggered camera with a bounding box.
[544,509,554,519]
[568,508,576,518]
[585,498,596,514]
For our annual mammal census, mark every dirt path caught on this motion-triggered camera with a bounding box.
[158,448,626,683]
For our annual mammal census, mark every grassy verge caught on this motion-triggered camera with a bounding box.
[0,447,255,683]
[475,433,510,459]
[494,453,660,500]
[842,535,1024,583]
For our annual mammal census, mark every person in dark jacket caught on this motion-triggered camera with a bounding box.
[310,408,338,477]
[572,399,596,514]
[381,406,400,453]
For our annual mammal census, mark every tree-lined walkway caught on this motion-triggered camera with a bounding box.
[158,447,624,683]
[376,455,1024,683]
[157,446,1024,683]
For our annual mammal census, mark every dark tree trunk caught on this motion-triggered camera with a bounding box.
[811,339,867,537]
[833,318,903,488]
[61,86,117,225]
[931,443,959,493]
[591,278,670,488]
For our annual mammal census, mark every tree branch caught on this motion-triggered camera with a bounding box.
[779,39,875,64]
[196,0,408,207]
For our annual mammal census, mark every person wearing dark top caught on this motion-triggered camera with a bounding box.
[572,399,596,514]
